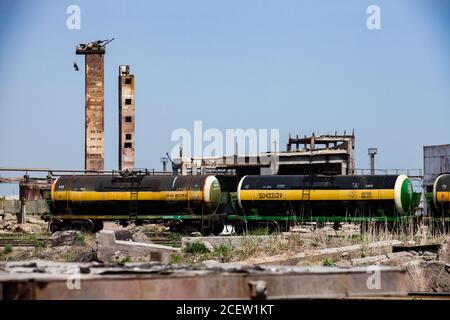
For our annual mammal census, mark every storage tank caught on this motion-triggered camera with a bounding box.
[237,174,413,217]
[51,174,221,216]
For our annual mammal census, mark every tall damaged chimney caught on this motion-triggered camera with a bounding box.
[118,65,135,171]
[75,39,113,171]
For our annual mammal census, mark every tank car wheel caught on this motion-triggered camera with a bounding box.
[332,222,341,231]
[49,221,62,233]
[211,220,225,236]
[80,220,95,233]
[119,221,129,228]
[360,221,370,233]
[234,223,246,235]
[270,221,289,233]
[93,221,104,233]
[431,221,449,234]
[373,221,387,234]
[134,220,144,226]
[387,222,400,233]
[316,221,325,229]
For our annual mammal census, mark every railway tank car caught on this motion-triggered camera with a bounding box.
[235,174,414,229]
[46,174,222,233]
[432,173,450,216]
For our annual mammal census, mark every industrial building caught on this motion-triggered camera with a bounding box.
[171,132,356,177]
[423,144,450,186]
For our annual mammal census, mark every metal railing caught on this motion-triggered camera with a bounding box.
[354,168,423,177]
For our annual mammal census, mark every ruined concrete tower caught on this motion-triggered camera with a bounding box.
[118,65,135,171]
[76,39,113,171]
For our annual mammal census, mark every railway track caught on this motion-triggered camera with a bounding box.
[148,237,180,247]
[0,234,51,247]
[144,232,181,247]
[408,292,450,300]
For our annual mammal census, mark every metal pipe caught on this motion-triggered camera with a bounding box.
[370,155,375,175]
[0,167,170,176]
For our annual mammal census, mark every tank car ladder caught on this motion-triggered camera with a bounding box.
[129,183,139,220]
[302,189,311,201]
[300,187,311,224]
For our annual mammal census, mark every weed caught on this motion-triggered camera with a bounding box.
[248,227,270,236]
[184,241,210,254]
[3,244,13,254]
[171,253,183,264]
[167,232,181,242]
[64,252,78,262]
[322,258,337,267]
[34,240,47,248]
[213,244,232,262]
[119,256,132,264]
[75,233,85,244]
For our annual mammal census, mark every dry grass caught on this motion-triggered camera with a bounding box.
[174,221,448,265]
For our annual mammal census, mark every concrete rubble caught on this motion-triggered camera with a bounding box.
[131,230,153,243]
[405,261,450,292]
[96,230,179,264]
[236,240,402,266]
[438,236,450,263]
[182,235,282,250]
[51,231,84,247]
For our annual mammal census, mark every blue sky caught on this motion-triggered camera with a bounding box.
[0,0,449,194]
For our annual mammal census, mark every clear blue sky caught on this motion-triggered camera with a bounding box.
[0,0,449,194]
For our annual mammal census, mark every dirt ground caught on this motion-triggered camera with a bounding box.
[1,219,449,292]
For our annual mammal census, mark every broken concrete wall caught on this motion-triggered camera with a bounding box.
[0,200,49,220]
[96,230,179,264]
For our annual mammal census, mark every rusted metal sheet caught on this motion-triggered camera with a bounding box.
[0,261,407,300]
[118,65,135,171]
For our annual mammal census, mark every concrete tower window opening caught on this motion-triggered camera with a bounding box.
[126,134,132,140]
[125,78,132,85]
[125,142,132,148]
[125,116,132,122]
[125,98,132,105]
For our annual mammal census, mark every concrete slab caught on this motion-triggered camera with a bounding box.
[0,260,408,299]
[236,240,402,266]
